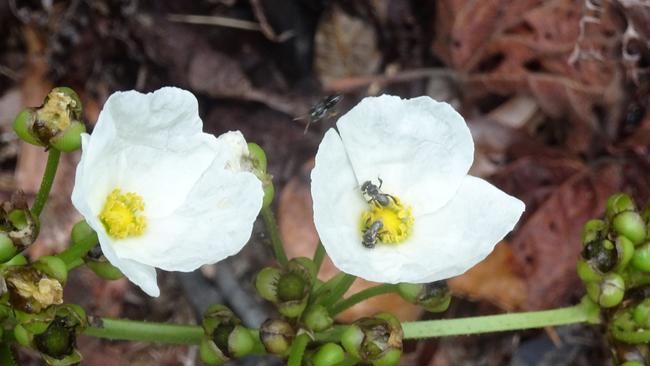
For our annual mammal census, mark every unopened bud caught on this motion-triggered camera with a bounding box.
[260,319,295,355]
[632,242,650,272]
[586,273,625,308]
[304,305,333,332]
[84,245,123,280]
[613,211,647,245]
[246,142,274,208]
[313,342,345,366]
[632,299,650,328]
[606,193,636,219]
[34,256,68,283]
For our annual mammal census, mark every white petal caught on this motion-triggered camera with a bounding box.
[337,95,474,215]
[110,144,263,271]
[338,176,525,284]
[91,87,203,149]
[72,161,160,297]
[311,129,372,275]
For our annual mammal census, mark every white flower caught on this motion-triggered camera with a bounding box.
[311,95,525,284]
[71,87,263,296]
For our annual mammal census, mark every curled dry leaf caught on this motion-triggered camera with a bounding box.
[314,4,381,86]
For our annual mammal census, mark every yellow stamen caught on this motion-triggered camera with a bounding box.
[99,188,147,239]
[360,197,414,245]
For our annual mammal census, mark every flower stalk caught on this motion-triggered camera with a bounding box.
[261,206,288,267]
[31,149,61,218]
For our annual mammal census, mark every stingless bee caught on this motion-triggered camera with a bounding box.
[295,94,342,134]
[360,178,394,207]
[362,219,383,249]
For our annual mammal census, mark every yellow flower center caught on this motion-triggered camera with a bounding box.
[99,188,147,239]
[360,197,414,245]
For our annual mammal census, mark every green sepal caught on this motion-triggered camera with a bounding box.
[49,121,85,152]
[606,193,636,219]
[631,242,650,272]
[587,273,625,308]
[34,256,68,283]
[84,258,124,280]
[13,108,42,146]
[199,336,229,365]
[581,219,606,245]
[71,220,97,246]
[613,211,647,245]
[0,233,18,263]
[313,343,345,366]
[632,299,650,328]
[614,235,635,272]
[576,259,603,283]
[255,267,281,303]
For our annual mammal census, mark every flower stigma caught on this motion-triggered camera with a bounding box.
[99,188,147,239]
[360,196,414,246]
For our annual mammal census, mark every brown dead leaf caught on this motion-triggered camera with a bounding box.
[511,161,623,309]
[314,4,381,85]
[449,242,527,310]
[432,0,629,153]
[278,159,421,321]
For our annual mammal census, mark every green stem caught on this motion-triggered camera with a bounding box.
[313,242,325,273]
[261,206,288,267]
[0,343,16,366]
[83,318,203,344]
[31,149,61,217]
[287,333,310,366]
[57,230,99,268]
[330,284,398,316]
[321,274,356,309]
[402,299,600,339]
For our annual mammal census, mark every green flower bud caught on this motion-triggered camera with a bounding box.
[313,343,345,366]
[632,299,650,328]
[397,281,451,313]
[245,142,274,208]
[255,267,281,302]
[613,211,647,245]
[201,304,255,361]
[372,348,402,366]
[13,87,86,152]
[581,219,606,245]
[606,193,636,219]
[200,336,229,365]
[14,323,32,347]
[341,313,403,364]
[303,304,333,332]
[277,272,307,302]
[3,254,27,267]
[582,239,617,273]
[576,259,603,283]
[5,266,63,313]
[614,236,635,272]
[586,273,625,308]
[34,256,68,283]
[0,233,18,263]
[0,194,39,251]
[34,316,76,359]
[71,220,97,246]
[259,319,295,355]
[84,256,124,280]
[247,143,267,173]
[632,242,650,272]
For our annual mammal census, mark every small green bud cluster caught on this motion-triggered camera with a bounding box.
[13,87,86,152]
[341,313,403,366]
[199,304,259,365]
[577,193,649,309]
[0,193,39,263]
[255,257,316,318]
[13,304,87,365]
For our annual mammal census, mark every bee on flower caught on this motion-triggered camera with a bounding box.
[311,95,525,284]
